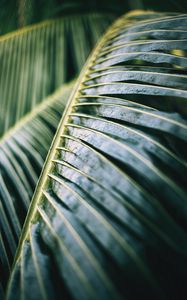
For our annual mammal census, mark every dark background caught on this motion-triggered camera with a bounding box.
[1,0,187,34]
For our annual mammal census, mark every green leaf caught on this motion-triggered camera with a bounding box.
[0,13,114,137]
[0,82,73,292]
[7,11,187,300]
[0,11,115,295]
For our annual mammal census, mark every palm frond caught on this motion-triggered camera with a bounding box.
[6,11,187,300]
[0,81,73,291]
[0,13,114,137]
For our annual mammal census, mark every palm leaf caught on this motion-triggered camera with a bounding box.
[6,11,187,299]
[0,82,73,292]
[0,13,114,137]
[0,11,114,295]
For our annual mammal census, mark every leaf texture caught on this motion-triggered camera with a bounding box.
[0,13,114,137]
[0,82,73,292]
[7,11,187,300]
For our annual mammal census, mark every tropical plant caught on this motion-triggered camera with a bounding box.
[0,82,73,289]
[0,13,114,136]
[0,10,115,297]
[1,1,187,299]
[3,10,187,300]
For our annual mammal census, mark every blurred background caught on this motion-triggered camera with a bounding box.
[1,0,187,35]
